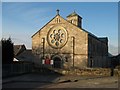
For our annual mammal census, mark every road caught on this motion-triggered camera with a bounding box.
[2,73,119,89]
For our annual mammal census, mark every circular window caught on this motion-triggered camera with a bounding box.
[47,26,68,49]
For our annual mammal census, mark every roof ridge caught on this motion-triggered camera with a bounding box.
[67,11,78,17]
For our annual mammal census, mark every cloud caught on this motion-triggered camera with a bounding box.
[109,44,118,56]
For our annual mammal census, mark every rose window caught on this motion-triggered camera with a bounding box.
[47,26,67,49]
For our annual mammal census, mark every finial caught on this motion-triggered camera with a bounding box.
[56,9,60,15]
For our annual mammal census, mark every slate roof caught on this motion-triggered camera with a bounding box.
[67,11,82,19]
[13,45,34,63]
[14,44,26,56]
[15,49,34,63]
[98,37,108,43]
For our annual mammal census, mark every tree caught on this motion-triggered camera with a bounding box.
[2,37,14,64]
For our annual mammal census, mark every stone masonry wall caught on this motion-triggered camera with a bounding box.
[32,15,88,68]
[57,68,111,76]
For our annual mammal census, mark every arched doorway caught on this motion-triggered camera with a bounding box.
[53,56,62,68]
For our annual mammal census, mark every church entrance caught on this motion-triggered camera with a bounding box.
[53,56,61,68]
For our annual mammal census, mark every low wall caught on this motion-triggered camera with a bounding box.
[33,67,114,76]
[53,68,112,76]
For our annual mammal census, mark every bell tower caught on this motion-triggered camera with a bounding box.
[67,11,82,28]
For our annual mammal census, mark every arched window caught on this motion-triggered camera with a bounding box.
[71,20,74,23]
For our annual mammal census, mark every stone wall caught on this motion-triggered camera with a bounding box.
[32,14,109,69]
[55,68,111,76]
[88,35,108,68]
[32,15,88,68]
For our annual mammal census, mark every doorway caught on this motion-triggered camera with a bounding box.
[53,56,61,68]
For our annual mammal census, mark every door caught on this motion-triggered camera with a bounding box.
[53,57,61,68]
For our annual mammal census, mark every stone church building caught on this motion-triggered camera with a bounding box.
[32,10,109,69]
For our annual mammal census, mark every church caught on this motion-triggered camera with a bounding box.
[31,10,109,69]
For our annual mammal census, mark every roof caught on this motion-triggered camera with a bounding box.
[15,49,34,62]
[67,11,82,19]
[112,54,120,58]
[31,11,107,44]
[108,53,113,57]
[31,11,83,38]
[14,44,26,56]
[98,37,108,43]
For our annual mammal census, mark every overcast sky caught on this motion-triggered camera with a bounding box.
[2,2,118,55]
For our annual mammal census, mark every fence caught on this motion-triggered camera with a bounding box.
[2,62,33,78]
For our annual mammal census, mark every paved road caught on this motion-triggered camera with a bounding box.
[2,73,119,89]
[40,77,118,88]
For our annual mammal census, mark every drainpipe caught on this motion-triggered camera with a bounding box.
[72,36,75,68]
[42,38,45,59]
